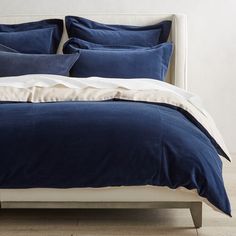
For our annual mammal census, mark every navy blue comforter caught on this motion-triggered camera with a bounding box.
[0,101,231,215]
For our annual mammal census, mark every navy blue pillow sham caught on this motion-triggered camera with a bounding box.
[0,19,63,54]
[64,38,144,50]
[0,50,80,77]
[63,38,173,80]
[65,16,171,46]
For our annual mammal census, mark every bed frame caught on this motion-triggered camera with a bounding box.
[0,13,203,228]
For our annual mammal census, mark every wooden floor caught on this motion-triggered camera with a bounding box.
[0,155,235,236]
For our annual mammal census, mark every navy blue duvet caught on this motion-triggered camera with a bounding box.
[0,101,231,215]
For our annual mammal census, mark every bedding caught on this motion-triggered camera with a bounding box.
[0,51,79,77]
[0,19,63,54]
[63,39,173,80]
[0,74,231,216]
[65,16,171,46]
[64,38,144,50]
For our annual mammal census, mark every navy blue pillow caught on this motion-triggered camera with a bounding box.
[65,16,171,46]
[0,19,63,54]
[64,38,144,50]
[0,50,80,77]
[63,38,173,80]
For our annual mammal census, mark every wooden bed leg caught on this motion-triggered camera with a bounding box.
[190,202,202,228]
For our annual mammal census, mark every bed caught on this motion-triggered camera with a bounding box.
[0,13,230,228]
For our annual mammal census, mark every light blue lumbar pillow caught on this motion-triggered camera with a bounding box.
[0,47,80,77]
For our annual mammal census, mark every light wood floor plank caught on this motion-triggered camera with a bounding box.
[197,227,236,236]
[0,232,74,236]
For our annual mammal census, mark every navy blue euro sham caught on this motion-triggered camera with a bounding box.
[0,101,231,216]
[64,38,144,50]
[0,19,63,54]
[65,16,171,46]
[0,50,79,77]
[63,38,173,80]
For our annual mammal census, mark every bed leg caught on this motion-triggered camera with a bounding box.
[190,202,202,228]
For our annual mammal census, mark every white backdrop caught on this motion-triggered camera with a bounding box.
[0,0,235,153]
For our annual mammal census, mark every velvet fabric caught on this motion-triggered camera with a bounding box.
[0,43,18,53]
[63,38,173,80]
[64,38,144,50]
[65,16,171,46]
[0,100,231,216]
[0,19,63,54]
[0,50,80,77]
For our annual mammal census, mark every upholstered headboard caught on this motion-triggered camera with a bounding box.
[0,14,187,89]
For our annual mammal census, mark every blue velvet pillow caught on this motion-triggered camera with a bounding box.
[63,38,173,80]
[65,16,171,46]
[0,49,80,77]
[64,38,144,50]
[0,19,63,54]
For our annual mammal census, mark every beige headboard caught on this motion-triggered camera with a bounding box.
[0,14,187,89]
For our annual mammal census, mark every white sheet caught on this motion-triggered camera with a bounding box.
[0,74,230,160]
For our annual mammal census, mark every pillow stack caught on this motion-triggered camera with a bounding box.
[0,19,78,77]
[0,16,173,80]
[64,16,173,81]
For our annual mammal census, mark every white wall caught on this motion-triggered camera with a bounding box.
[0,0,235,153]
